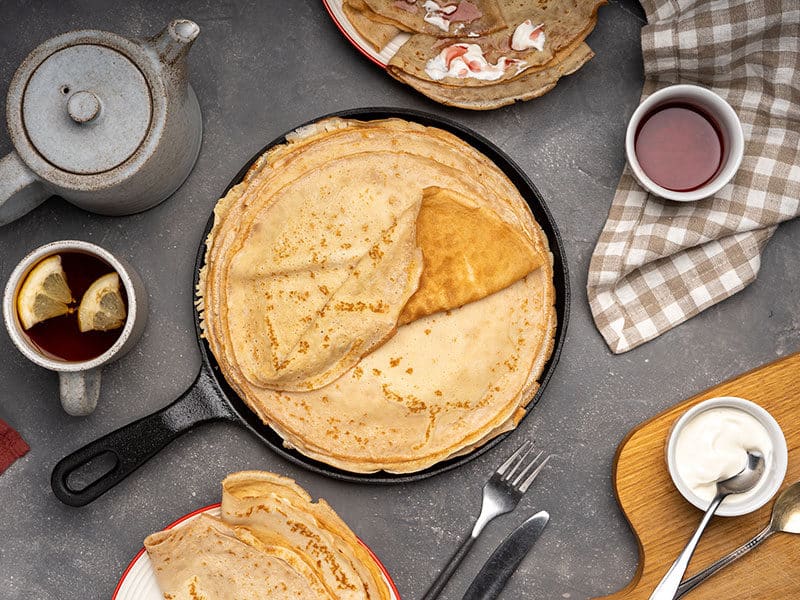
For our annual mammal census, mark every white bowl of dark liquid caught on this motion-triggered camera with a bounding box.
[625,84,744,202]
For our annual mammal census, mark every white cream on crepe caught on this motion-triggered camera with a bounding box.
[423,0,458,31]
[425,43,527,81]
[511,20,546,51]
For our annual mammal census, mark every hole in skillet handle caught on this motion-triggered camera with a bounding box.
[52,443,125,507]
[66,450,119,491]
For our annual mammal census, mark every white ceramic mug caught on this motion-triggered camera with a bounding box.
[625,84,745,202]
[2,240,147,416]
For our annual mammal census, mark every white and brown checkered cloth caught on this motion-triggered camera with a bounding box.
[587,0,800,353]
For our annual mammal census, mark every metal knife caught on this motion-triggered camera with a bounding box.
[462,510,550,600]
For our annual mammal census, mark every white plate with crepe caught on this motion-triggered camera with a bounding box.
[321,1,604,110]
[113,504,401,599]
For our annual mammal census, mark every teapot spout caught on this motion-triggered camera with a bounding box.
[149,19,199,65]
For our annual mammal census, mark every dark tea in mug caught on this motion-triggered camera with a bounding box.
[18,251,127,362]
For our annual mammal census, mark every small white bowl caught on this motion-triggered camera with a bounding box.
[625,84,744,202]
[666,396,787,517]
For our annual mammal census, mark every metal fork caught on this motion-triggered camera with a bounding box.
[421,441,551,600]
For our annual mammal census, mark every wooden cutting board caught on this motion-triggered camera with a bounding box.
[597,351,800,600]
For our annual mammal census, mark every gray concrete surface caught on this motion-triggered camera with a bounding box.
[0,1,797,599]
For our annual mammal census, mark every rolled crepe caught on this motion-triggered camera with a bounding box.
[144,514,330,599]
[144,472,392,600]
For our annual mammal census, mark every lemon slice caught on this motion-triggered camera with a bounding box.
[16,255,73,330]
[77,272,127,333]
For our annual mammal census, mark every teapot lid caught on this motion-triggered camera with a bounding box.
[21,43,152,175]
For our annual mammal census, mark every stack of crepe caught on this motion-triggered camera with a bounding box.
[145,471,392,600]
[342,0,605,109]
[197,117,557,474]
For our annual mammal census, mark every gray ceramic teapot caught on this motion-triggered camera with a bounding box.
[0,19,203,225]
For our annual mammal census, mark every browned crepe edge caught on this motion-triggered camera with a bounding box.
[397,185,544,325]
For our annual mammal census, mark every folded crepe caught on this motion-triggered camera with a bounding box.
[392,41,594,109]
[222,180,423,392]
[343,0,403,51]
[144,472,391,600]
[198,117,557,473]
[345,0,605,110]
[221,471,390,600]
[387,0,603,86]
[144,514,329,599]
[353,0,507,38]
[398,186,543,325]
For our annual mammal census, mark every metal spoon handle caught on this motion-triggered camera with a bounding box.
[648,494,724,600]
[674,526,773,599]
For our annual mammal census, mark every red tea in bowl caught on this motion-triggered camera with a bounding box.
[634,103,724,192]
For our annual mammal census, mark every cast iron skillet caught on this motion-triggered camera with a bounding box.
[51,107,571,506]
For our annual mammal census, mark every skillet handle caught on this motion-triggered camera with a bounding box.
[51,368,234,506]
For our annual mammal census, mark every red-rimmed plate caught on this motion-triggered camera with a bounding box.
[113,503,401,599]
[322,0,409,68]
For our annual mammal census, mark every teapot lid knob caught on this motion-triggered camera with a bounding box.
[67,90,101,123]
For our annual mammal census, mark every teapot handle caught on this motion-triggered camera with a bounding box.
[0,152,49,226]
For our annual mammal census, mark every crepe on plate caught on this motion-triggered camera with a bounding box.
[349,0,507,38]
[144,471,391,600]
[343,0,605,109]
[197,117,557,473]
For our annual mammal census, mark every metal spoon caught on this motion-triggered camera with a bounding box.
[675,480,800,598]
[649,450,766,600]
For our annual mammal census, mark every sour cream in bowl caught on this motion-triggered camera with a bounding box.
[666,396,787,517]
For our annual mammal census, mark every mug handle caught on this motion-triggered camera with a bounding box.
[59,368,102,417]
[0,152,49,226]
